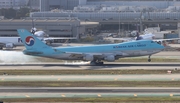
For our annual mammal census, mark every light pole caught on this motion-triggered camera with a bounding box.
[139,11,143,33]
[128,22,129,32]
[119,11,121,37]
[40,0,42,12]
[121,23,124,37]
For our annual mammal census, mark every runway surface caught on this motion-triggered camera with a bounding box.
[0,50,179,70]
[0,62,179,70]
[0,50,180,63]
[0,74,180,81]
[1,87,180,99]
[1,87,180,93]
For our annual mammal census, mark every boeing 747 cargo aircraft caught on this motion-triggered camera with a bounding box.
[17,29,164,65]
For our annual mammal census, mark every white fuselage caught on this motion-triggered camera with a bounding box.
[0,37,23,46]
[135,33,155,40]
[141,33,155,40]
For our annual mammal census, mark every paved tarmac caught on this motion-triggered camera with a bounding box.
[0,50,180,63]
[1,87,180,93]
[0,74,179,81]
[0,93,179,99]
[0,62,179,70]
[0,87,180,99]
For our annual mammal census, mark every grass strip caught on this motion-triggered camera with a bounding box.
[0,81,180,87]
[1,97,180,102]
[0,70,179,75]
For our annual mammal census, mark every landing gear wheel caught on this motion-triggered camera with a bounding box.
[148,55,151,62]
[90,60,104,65]
[90,61,96,65]
[98,62,104,65]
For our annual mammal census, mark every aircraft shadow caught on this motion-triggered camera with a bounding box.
[0,63,179,70]
[86,63,180,70]
[43,64,81,68]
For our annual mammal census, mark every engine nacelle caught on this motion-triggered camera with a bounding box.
[34,31,49,37]
[83,54,94,61]
[5,43,14,49]
[136,33,155,40]
[104,55,115,62]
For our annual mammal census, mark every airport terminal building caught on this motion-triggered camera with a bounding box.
[32,0,180,21]
[28,0,180,37]
[39,0,180,11]
[1,0,180,40]
[0,19,84,41]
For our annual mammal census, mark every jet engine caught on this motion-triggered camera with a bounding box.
[83,54,94,61]
[34,31,49,37]
[5,43,14,49]
[104,55,115,62]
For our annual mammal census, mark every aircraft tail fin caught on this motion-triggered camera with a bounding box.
[17,29,52,50]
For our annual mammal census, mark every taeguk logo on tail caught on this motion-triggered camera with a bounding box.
[25,36,35,46]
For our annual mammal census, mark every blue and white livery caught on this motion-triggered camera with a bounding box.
[25,36,35,46]
[17,29,165,65]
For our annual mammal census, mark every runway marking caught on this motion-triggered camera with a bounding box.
[25,95,30,98]
[61,94,66,97]
[97,94,101,97]
[114,78,118,81]
[170,94,173,97]
[57,78,61,81]
[134,94,137,97]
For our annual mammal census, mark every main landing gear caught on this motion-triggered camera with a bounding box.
[90,60,104,65]
[148,55,151,62]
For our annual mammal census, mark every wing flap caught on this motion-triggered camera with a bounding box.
[65,52,103,58]
[65,52,127,59]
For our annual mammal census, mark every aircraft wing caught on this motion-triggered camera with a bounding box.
[66,52,103,58]
[65,52,128,59]
[43,37,77,44]
[153,38,180,42]
[44,37,77,41]
[104,37,133,42]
